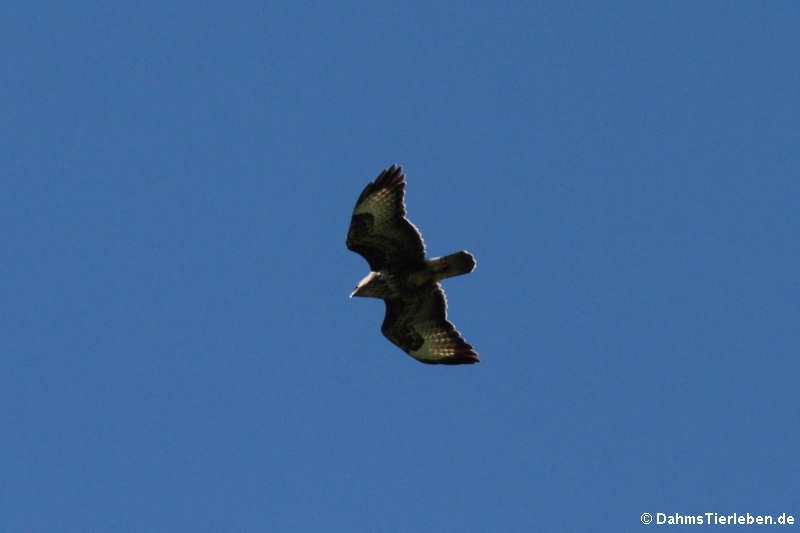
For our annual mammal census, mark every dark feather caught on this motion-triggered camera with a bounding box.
[346,165,425,271]
[382,283,478,365]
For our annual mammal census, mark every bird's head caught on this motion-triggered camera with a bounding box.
[350,271,389,299]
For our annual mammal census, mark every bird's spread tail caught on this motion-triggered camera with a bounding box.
[426,251,476,282]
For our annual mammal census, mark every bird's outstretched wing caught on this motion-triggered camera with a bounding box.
[381,283,478,365]
[346,165,425,271]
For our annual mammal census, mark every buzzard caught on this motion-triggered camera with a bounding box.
[346,164,478,365]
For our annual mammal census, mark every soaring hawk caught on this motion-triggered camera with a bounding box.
[346,164,478,365]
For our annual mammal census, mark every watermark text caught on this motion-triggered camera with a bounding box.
[640,512,796,526]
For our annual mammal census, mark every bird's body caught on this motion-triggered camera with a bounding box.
[346,165,478,365]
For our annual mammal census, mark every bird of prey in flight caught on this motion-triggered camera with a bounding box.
[346,164,478,365]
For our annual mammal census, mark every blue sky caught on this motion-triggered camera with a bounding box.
[3,1,799,531]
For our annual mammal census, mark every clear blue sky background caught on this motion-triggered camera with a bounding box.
[3,2,799,531]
